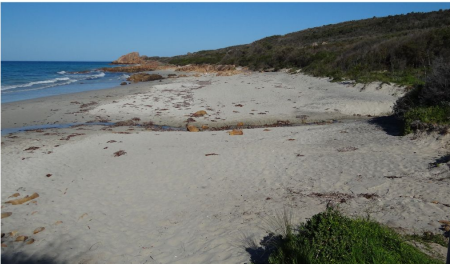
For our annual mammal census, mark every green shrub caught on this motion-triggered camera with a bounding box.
[268,208,443,264]
[394,59,450,134]
[155,10,450,88]
[403,105,450,134]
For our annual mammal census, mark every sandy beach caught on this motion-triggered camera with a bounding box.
[2,70,449,263]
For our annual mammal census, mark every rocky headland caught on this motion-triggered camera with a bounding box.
[111,51,144,64]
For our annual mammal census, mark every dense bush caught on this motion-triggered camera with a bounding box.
[420,59,450,106]
[394,59,450,134]
[268,208,443,264]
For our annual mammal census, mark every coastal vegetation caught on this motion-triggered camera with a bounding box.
[266,208,445,264]
[145,9,450,135]
[150,9,450,87]
[393,59,450,134]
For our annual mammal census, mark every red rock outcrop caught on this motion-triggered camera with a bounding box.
[112,52,143,64]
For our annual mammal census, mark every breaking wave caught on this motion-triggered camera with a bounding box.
[85,72,105,80]
[2,71,107,92]
[2,77,73,91]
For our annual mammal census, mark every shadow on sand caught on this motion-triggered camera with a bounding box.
[245,233,282,264]
[368,115,403,136]
[1,252,65,264]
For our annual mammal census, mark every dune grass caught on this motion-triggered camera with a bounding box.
[268,208,444,264]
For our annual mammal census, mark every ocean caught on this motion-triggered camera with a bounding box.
[1,61,129,103]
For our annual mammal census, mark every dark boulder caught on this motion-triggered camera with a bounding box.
[127,73,164,83]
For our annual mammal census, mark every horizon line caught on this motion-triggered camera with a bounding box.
[1,60,114,62]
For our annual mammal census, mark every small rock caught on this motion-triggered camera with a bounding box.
[193,110,207,117]
[187,125,199,132]
[15,235,28,242]
[228,129,243,136]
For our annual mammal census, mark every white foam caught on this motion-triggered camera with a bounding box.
[1,77,72,91]
[2,70,108,93]
[2,79,78,93]
[85,72,105,80]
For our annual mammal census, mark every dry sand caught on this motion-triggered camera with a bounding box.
[2,70,449,263]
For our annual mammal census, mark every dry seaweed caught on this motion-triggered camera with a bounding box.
[60,133,85,140]
[24,146,40,151]
[79,101,98,108]
[113,150,127,157]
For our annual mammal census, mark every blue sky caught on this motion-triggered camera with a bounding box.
[2,2,450,61]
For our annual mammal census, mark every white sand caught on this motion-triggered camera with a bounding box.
[89,72,405,128]
[2,71,449,263]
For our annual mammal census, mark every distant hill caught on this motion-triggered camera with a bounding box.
[147,9,450,85]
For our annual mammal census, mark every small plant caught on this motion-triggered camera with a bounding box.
[268,207,444,264]
[263,207,294,238]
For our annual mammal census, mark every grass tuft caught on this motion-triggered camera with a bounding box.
[406,232,449,248]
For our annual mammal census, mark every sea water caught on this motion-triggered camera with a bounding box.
[1,61,129,103]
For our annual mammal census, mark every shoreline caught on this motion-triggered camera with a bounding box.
[2,70,448,263]
[1,70,184,129]
[2,69,405,130]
